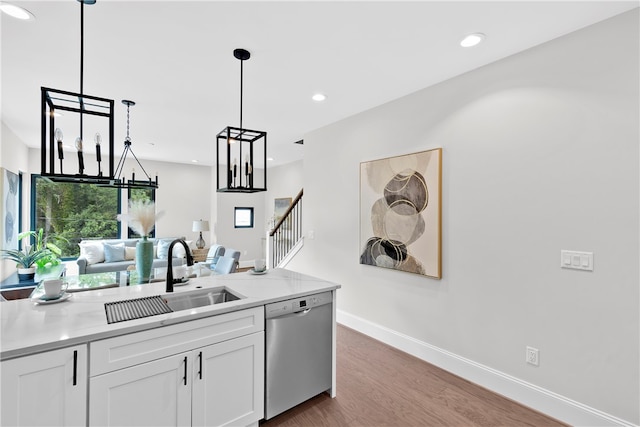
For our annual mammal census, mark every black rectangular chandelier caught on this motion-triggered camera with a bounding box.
[216,126,267,193]
[216,48,267,193]
[41,86,115,185]
[39,0,158,190]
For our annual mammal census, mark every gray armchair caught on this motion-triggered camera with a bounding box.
[193,245,225,276]
[212,256,237,275]
[205,245,225,266]
[224,249,241,271]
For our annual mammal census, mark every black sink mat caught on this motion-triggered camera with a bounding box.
[105,295,173,324]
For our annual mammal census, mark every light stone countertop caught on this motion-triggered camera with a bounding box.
[0,268,340,361]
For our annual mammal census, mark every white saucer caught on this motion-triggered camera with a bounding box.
[174,279,190,287]
[249,269,267,275]
[31,292,73,305]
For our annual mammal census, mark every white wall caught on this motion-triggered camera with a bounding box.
[288,10,639,425]
[139,158,211,241]
[0,123,30,280]
[216,192,266,265]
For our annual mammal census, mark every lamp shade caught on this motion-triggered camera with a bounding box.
[192,220,209,232]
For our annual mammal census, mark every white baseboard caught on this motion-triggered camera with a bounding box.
[337,309,636,427]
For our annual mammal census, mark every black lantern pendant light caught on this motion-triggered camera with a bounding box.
[41,0,114,183]
[40,0,157,190]
[216,48,267,193]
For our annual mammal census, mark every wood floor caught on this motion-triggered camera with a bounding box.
[261,325,566,427]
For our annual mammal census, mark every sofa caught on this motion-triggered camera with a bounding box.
[76,238,191,275]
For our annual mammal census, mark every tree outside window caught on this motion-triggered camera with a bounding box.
[32,176,120,258]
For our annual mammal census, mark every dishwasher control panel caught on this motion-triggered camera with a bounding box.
[265,291,332,319]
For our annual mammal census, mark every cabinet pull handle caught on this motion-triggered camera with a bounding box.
[198,351,203,380]
[183,356,188,386]
[73,350,78,386]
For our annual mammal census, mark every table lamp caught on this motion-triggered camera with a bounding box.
[192,220,209,249]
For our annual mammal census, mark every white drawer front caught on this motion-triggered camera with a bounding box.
[91,307,264,376]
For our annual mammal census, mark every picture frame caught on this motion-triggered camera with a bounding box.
[359,148,442,278]
[274,197,292,229]
[1,168,20,251]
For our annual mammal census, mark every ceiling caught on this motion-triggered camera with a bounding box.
[2,1,637,168]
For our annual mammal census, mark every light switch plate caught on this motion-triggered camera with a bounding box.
[561,250,593,271]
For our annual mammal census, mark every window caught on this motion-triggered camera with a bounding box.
[234,207,254,228]
[32,176,120,258]
[127,187,156,238]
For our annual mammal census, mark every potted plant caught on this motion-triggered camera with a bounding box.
[1,229,66,281]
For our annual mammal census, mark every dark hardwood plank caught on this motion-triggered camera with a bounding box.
[262,325,566,427]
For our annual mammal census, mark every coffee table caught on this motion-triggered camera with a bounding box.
[29,269,165,300]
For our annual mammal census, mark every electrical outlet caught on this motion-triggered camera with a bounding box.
[526,346,539,366]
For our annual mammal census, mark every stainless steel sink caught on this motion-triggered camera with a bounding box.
[162,287,242,311]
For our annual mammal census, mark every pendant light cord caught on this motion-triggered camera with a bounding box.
[239,57,243,130]
[79,1,84,140]
[125,103,131,142]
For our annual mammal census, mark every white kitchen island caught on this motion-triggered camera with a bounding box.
[0,268,340,427]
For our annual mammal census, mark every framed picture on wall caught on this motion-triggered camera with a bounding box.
[1,168,20,251]
[274,197,292,229]
[359,148,442,279]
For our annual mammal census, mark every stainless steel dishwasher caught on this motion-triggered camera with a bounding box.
[265,291,333,419]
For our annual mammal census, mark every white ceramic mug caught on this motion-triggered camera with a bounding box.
[173,265,186,279]
[43,279,65,297]
[254,259,266,272]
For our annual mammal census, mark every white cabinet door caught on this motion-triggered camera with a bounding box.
[90,352,191,427]
[1,345,87,427]
[192,332,264,427]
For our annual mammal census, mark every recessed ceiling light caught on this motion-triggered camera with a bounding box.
[191,160,198,163]
[0,2,35,20]
[267,157,274,162]
[460,33,485,48]
[312,93,326,102]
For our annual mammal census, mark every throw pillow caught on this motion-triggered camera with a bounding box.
[103,242,125,263]
[173,240,193,259]
[156,239,172,260]
[79,240,105,265]
[124,246,136,261]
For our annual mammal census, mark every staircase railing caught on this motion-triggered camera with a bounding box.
[269,189,303,268]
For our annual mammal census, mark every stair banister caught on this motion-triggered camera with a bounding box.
[268,188,303,268]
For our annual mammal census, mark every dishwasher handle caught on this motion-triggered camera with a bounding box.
[271,307,312,320]
[265,291,333,320]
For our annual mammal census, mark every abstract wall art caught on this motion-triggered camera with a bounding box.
[274,197,292,223]
[359,148,442,278]
[1,168,19,251]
